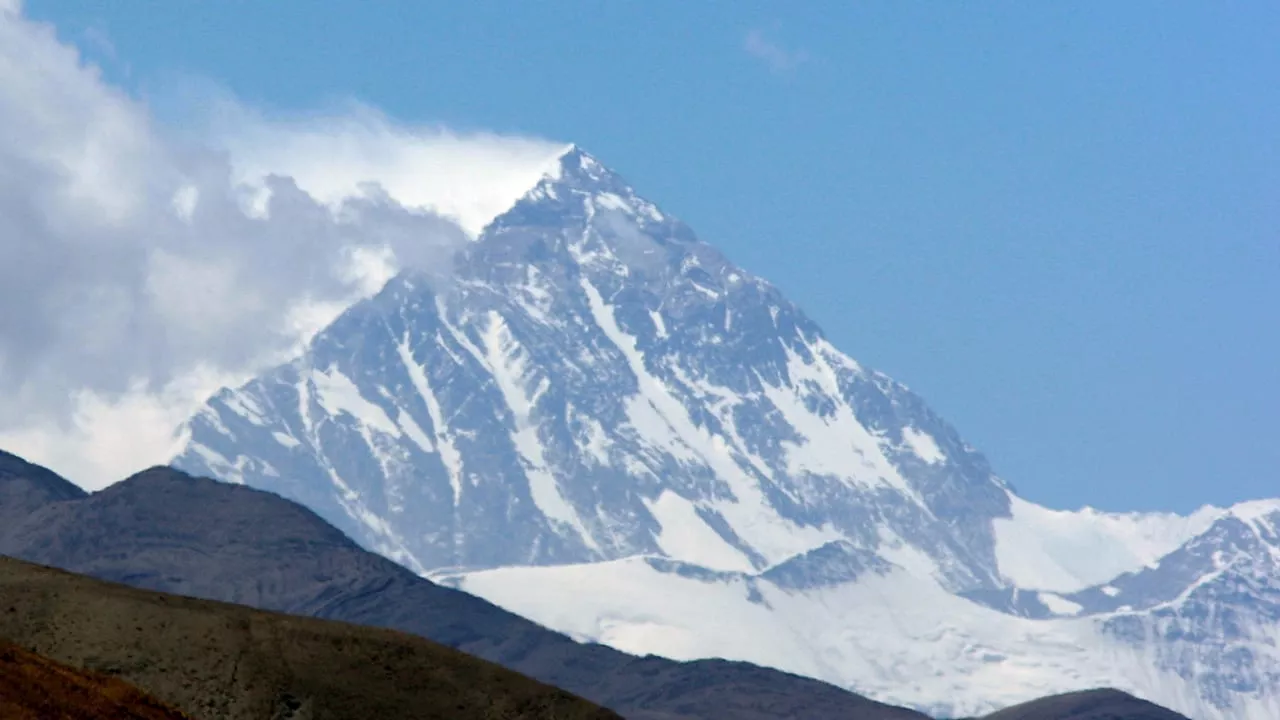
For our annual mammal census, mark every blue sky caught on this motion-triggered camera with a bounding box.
[25,1,1279,512]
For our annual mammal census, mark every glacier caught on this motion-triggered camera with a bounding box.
[173,145,1280,719]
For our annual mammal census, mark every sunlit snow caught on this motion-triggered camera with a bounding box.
[643,490,757,573]
[449,558,1214,719]
[992,491,1222,592]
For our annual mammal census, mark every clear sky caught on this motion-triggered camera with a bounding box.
[23,1,1279,513]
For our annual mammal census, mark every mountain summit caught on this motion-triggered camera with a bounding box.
[173,149,1280,719]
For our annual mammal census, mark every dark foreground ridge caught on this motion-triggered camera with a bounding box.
[0,448,86,527]
[0,638,190,720]
[973,688,1191,720]
[0,450,1187,720]
[0,456,928,720]
[0,555,618,720]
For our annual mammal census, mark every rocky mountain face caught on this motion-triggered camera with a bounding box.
[175,147,1011,585]
[172,147,1280,719]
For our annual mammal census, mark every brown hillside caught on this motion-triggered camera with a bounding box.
[0,639,190,720]
[0,555,620,720]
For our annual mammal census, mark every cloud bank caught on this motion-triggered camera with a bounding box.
[0,8,567,488]
[204,100,569,237]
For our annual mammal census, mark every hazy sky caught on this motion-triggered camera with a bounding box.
[18,1,1280,512]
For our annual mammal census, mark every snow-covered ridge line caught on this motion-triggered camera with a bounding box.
[992,491,1226,593]
[469,142,577,237]
[443,557,1214,718]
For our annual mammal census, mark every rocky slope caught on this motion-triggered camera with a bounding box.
[0,553,622,720]
[0,639,190,720]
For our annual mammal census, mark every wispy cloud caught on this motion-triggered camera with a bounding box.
[0,6,567,488]
[743,28,809,74]
[79,25,118,62]
[203,98,569,237]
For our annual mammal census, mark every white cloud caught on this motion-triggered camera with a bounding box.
[744,29,809,74]
[202,98,570,237]
[0,367,241,488]
[0,8,568,489]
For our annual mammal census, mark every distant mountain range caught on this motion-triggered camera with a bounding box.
[0,449,1184,719]
[168,146,1280,719]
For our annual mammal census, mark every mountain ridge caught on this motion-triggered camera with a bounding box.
[0,554,621,720]
[0,450,1194,719]
[0,455,934,720]
[176,146,1018,589]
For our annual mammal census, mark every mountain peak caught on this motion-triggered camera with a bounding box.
[552,144,610,183]
[175,141,1007,587]
[0,447,87,509]
[531,144,631,197]
[486,144,672,238]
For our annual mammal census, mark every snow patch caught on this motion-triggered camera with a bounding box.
[187,443,247,485]
[593,192,632,213]
[446,558,1214,719]
[761,341,923,503]
[222,390,268,426]
[571,406,612,466]
[397,409,434,453]
[396,338,463,505]
[482,312,598,551]
[580,277,836,565]
[877,528,941,582]
[197,405,232,438]
[643,490,756,573]
[271,431,300,449]
[650,310,668,339]
[1038,592,1084,616]
[1230,499,1280,536]
[451,558,830,679]
[902,427,945,465]
[992,491,1223,592]
[311,367,401,437]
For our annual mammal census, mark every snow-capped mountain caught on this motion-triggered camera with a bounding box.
[172,146,1280,719]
